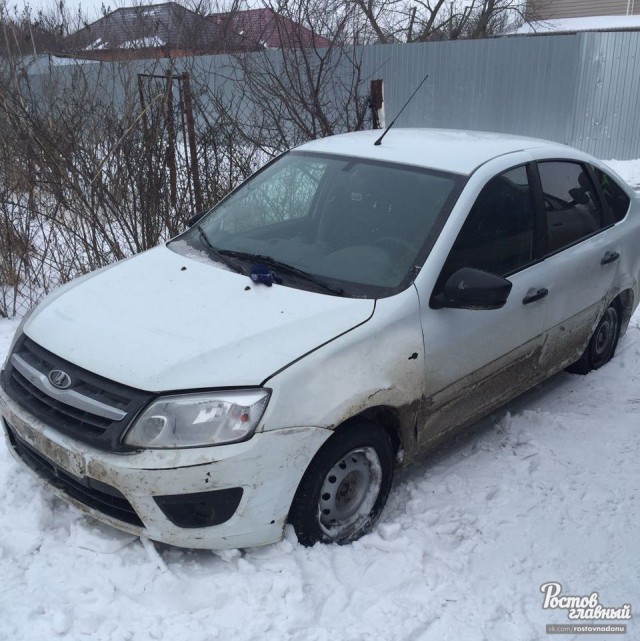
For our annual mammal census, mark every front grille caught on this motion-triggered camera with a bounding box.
[2,335,153,451]
[5,421,143,528]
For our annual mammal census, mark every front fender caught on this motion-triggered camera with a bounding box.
[259,286,424,458]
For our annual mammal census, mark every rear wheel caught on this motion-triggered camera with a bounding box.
[289,421,394,546]
[567,303,620,375]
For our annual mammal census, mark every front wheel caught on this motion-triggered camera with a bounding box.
[567,303,620,375]
[289,421,395,546]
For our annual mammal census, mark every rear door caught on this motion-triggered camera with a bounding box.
[533,160,621,371]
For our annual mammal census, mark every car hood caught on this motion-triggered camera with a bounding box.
[24,244,375,391]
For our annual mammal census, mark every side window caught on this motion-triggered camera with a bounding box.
[538,161,603,254]
[594,167,630,223]
[440,165,535,281]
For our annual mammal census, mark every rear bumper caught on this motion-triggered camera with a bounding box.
[0,386,331,549]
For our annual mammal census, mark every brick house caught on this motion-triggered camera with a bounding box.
[62,2,254,61]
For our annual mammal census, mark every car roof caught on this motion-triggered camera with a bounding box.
[296,128,576,176]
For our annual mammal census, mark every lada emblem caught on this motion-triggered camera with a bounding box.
[48,369,72,390]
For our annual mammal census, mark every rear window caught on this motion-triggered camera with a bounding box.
[538,161,604,254]
[595,167,630,223]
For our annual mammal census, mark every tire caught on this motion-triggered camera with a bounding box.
[567,302,620,375]
[289,421,395,547]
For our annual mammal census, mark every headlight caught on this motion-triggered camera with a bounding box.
[124,389,270,449]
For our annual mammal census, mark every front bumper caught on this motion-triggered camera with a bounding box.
[0,386,331,549]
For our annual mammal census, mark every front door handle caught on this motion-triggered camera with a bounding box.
[523,288,548,305]
[601,251,620,265]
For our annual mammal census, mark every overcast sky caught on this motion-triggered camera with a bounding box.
[22,0,240,22]
[24,0,125,21]
[20,0,483,26]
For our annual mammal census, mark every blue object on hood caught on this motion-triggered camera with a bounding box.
[250,264,277,286]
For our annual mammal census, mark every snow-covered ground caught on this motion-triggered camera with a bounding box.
[1,160,639,641]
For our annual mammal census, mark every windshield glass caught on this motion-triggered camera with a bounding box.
[172,151,463,298]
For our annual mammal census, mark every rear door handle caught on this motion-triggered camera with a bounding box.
[601,251,620,265]
[523,288,548,305]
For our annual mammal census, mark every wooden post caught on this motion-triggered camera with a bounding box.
[165,71,177,209]
[181,72,203,213]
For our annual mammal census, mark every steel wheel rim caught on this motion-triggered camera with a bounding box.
[592,307,618,367]
[317,446,382,540]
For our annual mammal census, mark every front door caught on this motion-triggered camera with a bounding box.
[417,164,547,448]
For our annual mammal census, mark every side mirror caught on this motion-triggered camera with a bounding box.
[187,210,208,227]
[432,267,512,310]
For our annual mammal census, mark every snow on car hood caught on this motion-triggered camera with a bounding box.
[23,245,375,391]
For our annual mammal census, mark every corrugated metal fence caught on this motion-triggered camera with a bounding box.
[27,30,640,159]
[361,31,640,159]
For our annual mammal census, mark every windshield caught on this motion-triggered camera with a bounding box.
[172,151,464,298]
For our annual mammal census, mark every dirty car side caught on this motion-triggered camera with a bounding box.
[1,129,639,549]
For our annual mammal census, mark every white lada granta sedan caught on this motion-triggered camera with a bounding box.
[2,129,639,548]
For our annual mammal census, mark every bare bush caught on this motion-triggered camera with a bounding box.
[333,0,543,43]
[0,1,368,318]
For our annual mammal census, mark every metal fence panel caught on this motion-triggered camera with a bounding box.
[362,32,640,159]
[571,31,640,159]
[22,30,640,159]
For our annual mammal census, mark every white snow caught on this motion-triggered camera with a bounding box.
[1,160,640,640]
[86,36,166,51]
[85,38,107,51]
[606,158,640,191]
[47,55,100,67]
[121,36,167,49]
[515,15,640,35]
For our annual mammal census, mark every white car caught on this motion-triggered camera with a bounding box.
[1,129,639,549]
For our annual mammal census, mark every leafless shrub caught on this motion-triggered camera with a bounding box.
[332,0,543,44]
[0,1,369,318]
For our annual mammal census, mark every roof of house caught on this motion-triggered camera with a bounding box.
[209,8,332,49]
[63,2,251,55]
[513,14,640,35]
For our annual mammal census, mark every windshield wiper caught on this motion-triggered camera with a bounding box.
[196,226,244,274]
[218,249,346,296]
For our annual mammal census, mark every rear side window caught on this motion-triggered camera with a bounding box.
[439,165,535,280]
[538,161,604,254]
[594,167,630,222]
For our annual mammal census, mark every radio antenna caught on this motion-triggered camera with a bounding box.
[374,73,429,146]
